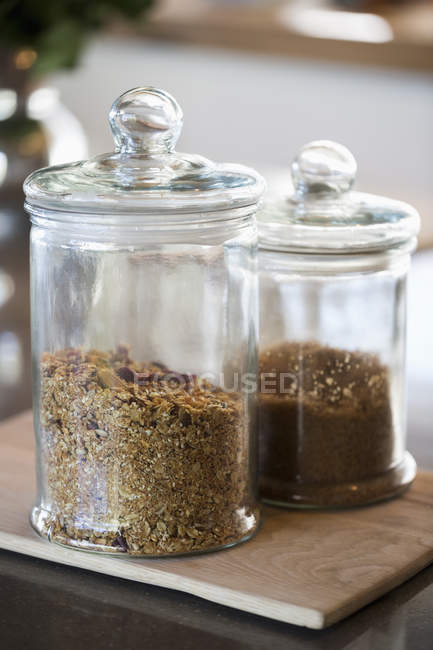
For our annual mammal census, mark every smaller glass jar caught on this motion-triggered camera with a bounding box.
[24,87,264,555]
[258,141,420,508]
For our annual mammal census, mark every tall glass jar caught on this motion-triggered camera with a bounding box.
[258,141,420,508]
[24,87,264,555]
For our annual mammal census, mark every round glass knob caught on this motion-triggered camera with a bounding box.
[109,87,183,155]
[291,140,357,196]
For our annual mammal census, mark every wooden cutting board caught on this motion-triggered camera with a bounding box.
[1,411,433,630]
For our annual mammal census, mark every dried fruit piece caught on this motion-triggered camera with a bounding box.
[97,367,125,389]
[113,534,129,552]
[116,366,135,383]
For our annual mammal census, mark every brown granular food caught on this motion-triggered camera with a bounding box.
[258,341,408,507]
[35,346,258,555]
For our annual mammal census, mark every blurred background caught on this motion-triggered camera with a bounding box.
[0,0,432,453]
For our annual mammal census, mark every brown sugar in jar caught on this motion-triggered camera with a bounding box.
[259,341,412,508]
[256,140,420,508]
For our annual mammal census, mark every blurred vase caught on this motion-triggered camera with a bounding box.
[0,48,87,217]
[0,51,87,420]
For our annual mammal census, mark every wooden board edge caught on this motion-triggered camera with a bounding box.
[323,547,433,628]
[0,530,325,630]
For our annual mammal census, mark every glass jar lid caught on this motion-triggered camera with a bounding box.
[258,140,420,253]
[24,87,264,220]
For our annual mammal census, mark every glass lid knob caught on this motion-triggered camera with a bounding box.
[109,87,183,155]
[291,140,357,197]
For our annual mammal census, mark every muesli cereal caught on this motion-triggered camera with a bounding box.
[36,345,258,555]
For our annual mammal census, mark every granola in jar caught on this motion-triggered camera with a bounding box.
[34,345,258,555]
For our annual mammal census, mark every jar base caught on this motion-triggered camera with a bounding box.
[30,505,261,558]
[261,452,417,509]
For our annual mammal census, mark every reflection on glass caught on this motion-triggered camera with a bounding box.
[0,90,17,121]
[0,151,7,185]
[0,331,22,386]
[0,269,14,308]
[0,270,22,394]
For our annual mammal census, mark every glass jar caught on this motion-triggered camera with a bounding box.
[24,87,265,555]
[258,140,420,508]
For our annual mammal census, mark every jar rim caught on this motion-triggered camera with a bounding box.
[25,201,260,229]
[258,192,420,254]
